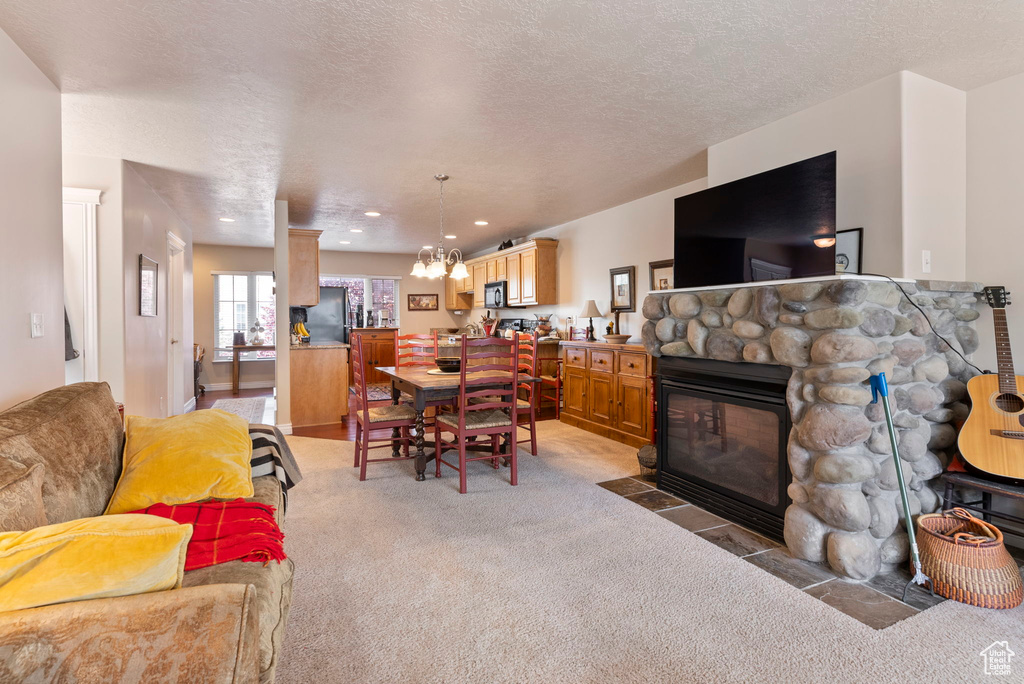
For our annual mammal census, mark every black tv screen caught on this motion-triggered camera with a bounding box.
[674,152,836,288]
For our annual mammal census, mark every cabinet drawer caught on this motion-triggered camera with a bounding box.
[564,347,587,368]
[589,350,614,372]
[617,352,647,377]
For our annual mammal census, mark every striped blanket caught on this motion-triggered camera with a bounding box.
[249,425,302,511]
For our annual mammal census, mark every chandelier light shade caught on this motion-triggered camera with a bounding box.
[411,174,469,280]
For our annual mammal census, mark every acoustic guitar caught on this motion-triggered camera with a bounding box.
[958,286,1024,481]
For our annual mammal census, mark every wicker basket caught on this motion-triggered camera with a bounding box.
[917,508,1023,610]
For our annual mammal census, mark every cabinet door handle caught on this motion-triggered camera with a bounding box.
[628,362,635,368]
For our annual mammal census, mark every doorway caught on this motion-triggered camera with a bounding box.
[62,188,101,385]
[167,231,187,415]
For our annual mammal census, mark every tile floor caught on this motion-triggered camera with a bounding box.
[597,475,948,630]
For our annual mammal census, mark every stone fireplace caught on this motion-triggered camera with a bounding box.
[641,276,982,580]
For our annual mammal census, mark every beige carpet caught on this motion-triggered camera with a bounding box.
[276,422,1024,683]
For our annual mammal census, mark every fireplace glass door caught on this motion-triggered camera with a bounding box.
[658,379,790,537]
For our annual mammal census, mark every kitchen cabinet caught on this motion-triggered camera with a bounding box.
[289,229,323,306]
[559,341,653,448]
[291,345,349,427]
[349,329,397,385]
[506,252,521,306]
[445,275,472,311]
[472,263,486,308]
[462,238,557,307]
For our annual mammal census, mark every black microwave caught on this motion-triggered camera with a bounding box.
[484,281,507,308]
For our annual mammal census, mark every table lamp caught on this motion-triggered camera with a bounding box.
[579,300,602,342]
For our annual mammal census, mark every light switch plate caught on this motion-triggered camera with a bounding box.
[30,313,44,338]
[921,250,932,274]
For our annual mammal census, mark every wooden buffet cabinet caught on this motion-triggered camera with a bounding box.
[348,328,397,385]
[559,341,654,448]
[444,238,557,311]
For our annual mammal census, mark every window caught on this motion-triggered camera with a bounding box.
[319,275,400,327]
[213,272,276,361]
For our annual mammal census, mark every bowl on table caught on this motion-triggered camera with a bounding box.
[434,357,462,373]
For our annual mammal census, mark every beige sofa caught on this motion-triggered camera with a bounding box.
[0,382,294,683]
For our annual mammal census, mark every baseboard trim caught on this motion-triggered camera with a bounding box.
[276,423,293,435]
[204,381,276,392]
[184,397,197,413]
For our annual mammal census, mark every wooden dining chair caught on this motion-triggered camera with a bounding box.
[395,331,438,368]
[515,331,540,456]
[352,334,417,481]
[433,334,519,494]
[539,357,563,419]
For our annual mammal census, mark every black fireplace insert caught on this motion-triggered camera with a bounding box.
[656,356,792,541]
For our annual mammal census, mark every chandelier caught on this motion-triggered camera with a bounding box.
[411,174,469,280]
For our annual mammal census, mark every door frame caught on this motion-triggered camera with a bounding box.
[62,187,101,382]
[166,231,187,415]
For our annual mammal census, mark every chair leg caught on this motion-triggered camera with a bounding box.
[491,435,500,469]
[359,426,370,481]
[510,426,518,487]
[353,423,361,468]
[434,423,442,478]
[529,407,537,456]
[458,437,468,494]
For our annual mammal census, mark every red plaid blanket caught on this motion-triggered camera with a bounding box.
[128,499,286,571]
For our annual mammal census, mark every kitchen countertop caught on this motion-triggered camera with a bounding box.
[290,342,350,350]
[435,336,561,346]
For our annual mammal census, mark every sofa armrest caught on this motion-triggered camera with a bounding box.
[0,583,259,684]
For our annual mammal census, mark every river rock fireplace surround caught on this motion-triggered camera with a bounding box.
[641,276,982,581]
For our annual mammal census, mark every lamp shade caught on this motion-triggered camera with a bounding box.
[426,259,445,278]
[579,300,602,318]
[411,260,427,277]
[449,260,469,280]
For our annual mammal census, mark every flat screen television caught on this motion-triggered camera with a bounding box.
[674,151,836,288]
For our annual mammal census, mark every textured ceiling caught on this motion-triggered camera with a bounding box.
[2,0,1022,253]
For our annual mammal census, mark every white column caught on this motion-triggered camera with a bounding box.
[274,200,291,432]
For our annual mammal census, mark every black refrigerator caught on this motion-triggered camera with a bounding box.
[304,286,350,344]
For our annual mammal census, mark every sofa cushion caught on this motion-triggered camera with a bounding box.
[0,383,122,524]
[0,459,47,532]
[247,475,284,527]
[0,514,191,612]
[182,557,293,677]
[106,410,253,515]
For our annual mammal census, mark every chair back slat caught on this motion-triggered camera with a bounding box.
[396,331,438,368]
[455,334,520,431]
[351,333,371,412]
[516,331,539,402]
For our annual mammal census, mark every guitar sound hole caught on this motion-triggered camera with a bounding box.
[995,393,1024,413]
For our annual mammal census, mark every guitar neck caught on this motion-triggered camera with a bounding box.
[993,309,1018,394]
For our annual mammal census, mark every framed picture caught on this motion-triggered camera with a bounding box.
[836,228,863,275]
[649,259,674,291]
[407,293,439,311]
[139,255,158,317]
[609,266,636,312]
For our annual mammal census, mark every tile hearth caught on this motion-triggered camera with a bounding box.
[597,476,945,630]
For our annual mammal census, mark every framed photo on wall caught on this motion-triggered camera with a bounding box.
[609,266,636,312]
[836,228,863,274]
[139,255,158,317]
[407,293,439,311]
[649,259,674,291]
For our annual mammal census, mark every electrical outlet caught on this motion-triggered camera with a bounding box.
[30,313,44,338]
[921,250,932,274]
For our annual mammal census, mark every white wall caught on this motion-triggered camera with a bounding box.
[967,71,1024,375]
[62,154,126,401]
[0,28,64,410]
[708,73,904,277]
[121,161,194,417]
[470,177,708,340]
[901,72,967,280]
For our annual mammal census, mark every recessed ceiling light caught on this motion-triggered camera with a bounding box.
[422,245,432,249]
[364,211,381,217]
[350,229,363,233]
[474,220,488,226]
[340,240,351,245]
[445,235,457,239]
[219,217,235,222]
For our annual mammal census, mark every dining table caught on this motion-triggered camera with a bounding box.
[375,365,538,481]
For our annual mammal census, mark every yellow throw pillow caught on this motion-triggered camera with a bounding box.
[0,514,191,612]
[105,409,254,515]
